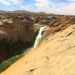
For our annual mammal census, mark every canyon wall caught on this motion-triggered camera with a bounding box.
[1,24,75,75]
[0,18,35,62]
[0,15,75,63]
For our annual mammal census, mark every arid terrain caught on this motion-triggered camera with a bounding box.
[0,12,75,75]
[1,24,75,75]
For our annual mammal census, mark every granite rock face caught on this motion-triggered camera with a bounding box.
[48,16,75,33]
[0,19,34,62]
[0,15,75,69]
[1,25,75,75]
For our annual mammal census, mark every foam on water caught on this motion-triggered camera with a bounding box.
[33,25,47,48]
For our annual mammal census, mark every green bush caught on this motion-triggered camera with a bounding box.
[0,47,31,73]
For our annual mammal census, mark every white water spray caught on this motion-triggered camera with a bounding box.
[33,25,47,48]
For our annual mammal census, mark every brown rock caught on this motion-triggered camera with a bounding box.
[1,25,75,75]
[0,20,34,62]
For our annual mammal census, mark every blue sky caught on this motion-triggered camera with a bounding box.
[0,0,75,15]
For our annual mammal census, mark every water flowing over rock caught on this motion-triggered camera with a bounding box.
[33,25,47,48]
[0,14,75,74]
[1,25,75,75]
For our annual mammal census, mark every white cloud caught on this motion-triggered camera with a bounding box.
[0,0,10,5]
[0,0,20,6]
[35,0,75,15]
[20,5,32,10]
[35,0,52,11]
[9,0,20,4]
[0,0,75,15]
[68,0,75,1]
[53,2,75,15]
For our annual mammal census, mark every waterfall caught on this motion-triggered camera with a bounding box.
[33,25,47,48]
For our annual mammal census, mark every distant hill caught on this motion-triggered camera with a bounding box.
[0,10,48,15]
[0,10,6,13]
[0,10,33,14]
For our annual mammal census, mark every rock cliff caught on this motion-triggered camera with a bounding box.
[1,25,75,75]
[0,19,34,62]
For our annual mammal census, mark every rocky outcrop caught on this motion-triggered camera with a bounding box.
[1,25,75,75]
[0,19,34,62]
[0,14,75,72]
[48,16,75,33]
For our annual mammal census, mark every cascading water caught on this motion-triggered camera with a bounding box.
[0,25,47,72]
[33,25,47,48]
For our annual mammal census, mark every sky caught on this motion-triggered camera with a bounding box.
[0,0,75,15]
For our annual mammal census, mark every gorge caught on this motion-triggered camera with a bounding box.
[0,14,75,74]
